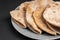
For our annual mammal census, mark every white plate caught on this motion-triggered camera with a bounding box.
[11,19,60,40]
[11,6,60,40]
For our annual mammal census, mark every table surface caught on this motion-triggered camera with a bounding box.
[0,0,60,40]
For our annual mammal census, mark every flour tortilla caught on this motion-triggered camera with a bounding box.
[33,0,56,35]
[43,2,60,27]
[10,2,31,28]
[26,1,42,34]
[10,10,27,28]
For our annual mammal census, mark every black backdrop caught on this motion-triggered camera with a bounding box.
[0,0,60,40]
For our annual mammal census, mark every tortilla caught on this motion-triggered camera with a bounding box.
[10,1,32,28]
[33,0,56,35]
[10,10,27,28]
[43,2,60,27]
[26,1,42,34]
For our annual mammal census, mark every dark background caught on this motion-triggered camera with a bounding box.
[0,0,60,40]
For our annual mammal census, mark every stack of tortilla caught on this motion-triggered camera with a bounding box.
[10,0,60,35]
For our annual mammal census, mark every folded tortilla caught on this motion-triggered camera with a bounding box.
[10,2,31,28]
[26,1,42,34]
[33,0,56,35]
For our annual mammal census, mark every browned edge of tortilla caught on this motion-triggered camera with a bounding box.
[11,18,27,28]
[46,21,60,34]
